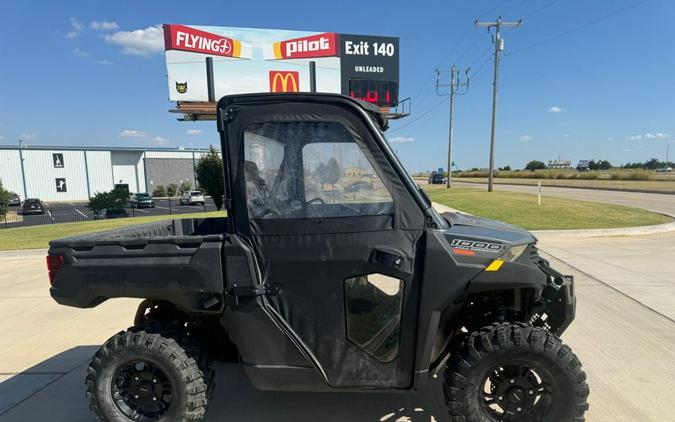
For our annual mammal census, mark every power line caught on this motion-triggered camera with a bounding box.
[436,66,470,187]
[510,0,648,55]
[522,0,562,19]
[475,16,522,192]
[387,97,450,134]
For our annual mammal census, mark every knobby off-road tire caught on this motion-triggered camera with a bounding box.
[444,322,589,422]
[86,330,208,422]
[129,322,215,398]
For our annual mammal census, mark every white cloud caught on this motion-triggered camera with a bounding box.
[105,25,164,56]
[151,136,169,146]
[119,129,147,138]
[548,106,564,113]
[90,20,119,31]
[519,135,534,143]
[66,17,84,39]
[388,136,415,144]
[19,133,37,140]
[73,48,89,57]
[186,129,203,136]
[645,132,669,139]
[627,132,670,141]
[97,59,113,65]
[608,137,614,141]
[622,148,631,152]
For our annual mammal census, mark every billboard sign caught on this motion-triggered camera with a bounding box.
[163,25,399,107]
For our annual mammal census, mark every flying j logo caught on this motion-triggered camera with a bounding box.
[271,33,338,60]
[163,24,247,58]
[175,81,188,94]
[269,71,299,93]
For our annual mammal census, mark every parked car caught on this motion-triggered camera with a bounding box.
[48,94,588,422]
[428,173,446,184]
[8,193,21,206]
[104,208,130,219]
[179,190,205,205]
[21,198,45,215]
[130,193,155,208]
[344,180,373,192]
[655,167,672,173]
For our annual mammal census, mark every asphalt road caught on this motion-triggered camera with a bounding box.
[454,181,675,216]
[1,243,674,421]
[2,198,218,229]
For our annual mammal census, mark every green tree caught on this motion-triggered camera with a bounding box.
[0,180,10,223]
[195,147,225,210]
[166,183,179,197]
[525,160,547,171]
[179,180,193,195]
[152,185,166,197]
[319,158,342,186]
[88,186,129,216]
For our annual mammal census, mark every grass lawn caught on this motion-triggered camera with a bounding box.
[456,177,675,193]
[0,211,226,251]
[424,185,672,230]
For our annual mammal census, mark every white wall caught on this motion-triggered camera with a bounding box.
[0,149,23,197]
[86,151,113,195]
[111,151,144,193]
[22,150,90,202]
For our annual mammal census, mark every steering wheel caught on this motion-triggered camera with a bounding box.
[305,197,325,205]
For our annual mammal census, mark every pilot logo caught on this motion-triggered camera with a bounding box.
[269,71,299,93]
[175,82,188,94]
[53,153,64,168]
[55,178,67,193]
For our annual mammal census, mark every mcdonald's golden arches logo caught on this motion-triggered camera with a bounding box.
[269,70,300,93]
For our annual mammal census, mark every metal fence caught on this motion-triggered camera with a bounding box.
[1,197,219,229]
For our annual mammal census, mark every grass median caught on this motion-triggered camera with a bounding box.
[0,211,226,251]
[455,177,675,193]
[424,185,672,230]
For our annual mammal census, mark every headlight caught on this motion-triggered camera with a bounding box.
[501,244,528,262]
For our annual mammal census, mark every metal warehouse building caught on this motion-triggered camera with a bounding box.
[0,145,218,202]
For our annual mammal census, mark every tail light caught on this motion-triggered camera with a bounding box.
[46,255,64,285]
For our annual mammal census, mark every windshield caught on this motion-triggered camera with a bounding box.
[136,194,150,198]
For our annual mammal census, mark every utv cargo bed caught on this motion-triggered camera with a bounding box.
[48,217,227,313]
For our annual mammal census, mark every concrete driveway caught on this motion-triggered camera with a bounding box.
[1,250,674,421]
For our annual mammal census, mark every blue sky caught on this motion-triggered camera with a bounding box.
[1,0,673,171]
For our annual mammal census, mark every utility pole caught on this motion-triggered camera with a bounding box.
[475,16,521,192]
[436,66,470,188]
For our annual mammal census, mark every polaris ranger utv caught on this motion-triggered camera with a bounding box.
[48,93,589,421]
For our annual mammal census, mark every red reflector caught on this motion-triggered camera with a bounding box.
[452,248,476,256]
[46,255,64,285]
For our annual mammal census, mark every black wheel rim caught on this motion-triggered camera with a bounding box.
[480,363,553,421]
[111,360,173,421]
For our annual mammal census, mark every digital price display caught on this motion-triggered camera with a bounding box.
[348,79,399,107]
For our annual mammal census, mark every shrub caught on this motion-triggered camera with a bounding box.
[195,147,225,210]
[179,180,193,195]
[152,185,166,197]
[166,183,179,197]
[525,160,547,171]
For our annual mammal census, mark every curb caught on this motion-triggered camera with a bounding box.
[431,202,675,238]
[0,249,48,258]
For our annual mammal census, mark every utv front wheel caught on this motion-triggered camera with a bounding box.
[444,323,589,422]
[86,330,208,422]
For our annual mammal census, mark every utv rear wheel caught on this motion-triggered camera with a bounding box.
[444,323,589,422]
[86,330,208,422]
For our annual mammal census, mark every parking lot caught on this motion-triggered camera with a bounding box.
[1,198,219,229]
[1,234,674,421]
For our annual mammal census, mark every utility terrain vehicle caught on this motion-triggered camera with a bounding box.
[48,94,589,421]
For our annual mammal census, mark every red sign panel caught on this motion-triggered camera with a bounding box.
[272,33,339,60]
[163,24,242,57]
[269,71,300,93]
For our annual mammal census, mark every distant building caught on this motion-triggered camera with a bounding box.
[0,145,218,202]
[547,159,572,169]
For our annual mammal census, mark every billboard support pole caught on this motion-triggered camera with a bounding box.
[309,61,316,92]
[206,57,216,102]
